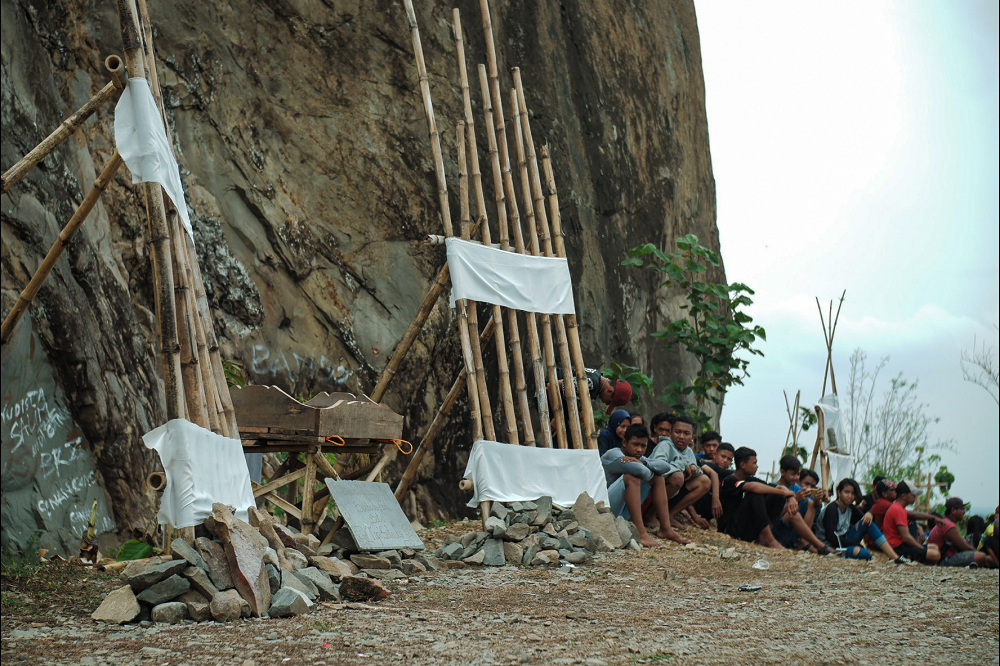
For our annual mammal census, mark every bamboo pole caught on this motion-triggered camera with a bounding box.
[453,9,496,442]
[1,152,124,346]
[395,316,496,502]
[401,0,452,237]
[539,145,591,448]
[476,68,533,445]
[510,90,554,448]
[133,0,238,435]
[2,56,125,194]
[169,210,209,428]
[116,0,184,420]
[511,72,566,449]
[476,65,520,445]
[456,122,484,441]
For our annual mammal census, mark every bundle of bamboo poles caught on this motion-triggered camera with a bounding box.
[393,0,599,501]
[1,0,237,444]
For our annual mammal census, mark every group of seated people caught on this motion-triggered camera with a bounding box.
[596,409,999,568]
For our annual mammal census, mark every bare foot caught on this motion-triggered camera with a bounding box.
[692,516,710,530]
[640,534,663,549]
[670,518,685,530]
[657,528,690,545]
[645,522,661,532]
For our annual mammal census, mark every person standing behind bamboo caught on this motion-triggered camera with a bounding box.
[547,368,632,446]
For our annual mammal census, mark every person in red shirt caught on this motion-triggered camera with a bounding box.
[928,497,994,568]
[882,480,941,565]
[869,479,896,531]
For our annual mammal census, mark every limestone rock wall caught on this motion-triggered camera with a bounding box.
[1,0,721,547]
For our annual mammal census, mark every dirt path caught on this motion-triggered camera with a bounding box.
[3,525,997,666]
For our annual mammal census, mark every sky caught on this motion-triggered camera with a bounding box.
[694,1,999,513]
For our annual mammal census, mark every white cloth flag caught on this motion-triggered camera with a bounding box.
[463,440,609,508]
[114,78,193,239]
[143,419,255,528]
[446,237,576,314]
[816,394,849,454]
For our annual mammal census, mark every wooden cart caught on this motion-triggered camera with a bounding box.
[232,385,405,535]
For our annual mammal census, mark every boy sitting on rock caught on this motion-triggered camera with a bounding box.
[649,416,712,530]
[601,424,689,547]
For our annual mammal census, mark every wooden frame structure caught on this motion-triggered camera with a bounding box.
[390,1,602,514]
[808,291,846,490]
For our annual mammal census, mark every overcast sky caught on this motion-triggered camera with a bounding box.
[695,1,999,513]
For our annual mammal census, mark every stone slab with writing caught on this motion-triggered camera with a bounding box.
[324,480,425,552]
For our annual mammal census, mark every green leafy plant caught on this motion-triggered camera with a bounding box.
[115,539,154,561]
[624,234,765,431]
[223,359,248,388]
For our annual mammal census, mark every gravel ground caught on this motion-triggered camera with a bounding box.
[2,523,998,666]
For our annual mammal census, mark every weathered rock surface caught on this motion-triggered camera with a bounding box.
[268,588,312,618]
[573,493,623,550]
[207,504,270,617]
[171,539,208,571]
[309,556,357,581]
[150,602,188,625]
[135,575,190,606]
[340,576,391,602]
[127,560,188,591]
[91,586,141,624]
[195,538,234,591]
[1,0,720,542]
[209,589,244,623]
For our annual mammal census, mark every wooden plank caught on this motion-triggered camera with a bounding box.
[301,449,318,534]
[240,426,270,433]
[260,491,302,519]
[306,392,359,408]
[232,385,318,432]
[242,444,383,455]
[316,400,403,441]
[239,432,327,443]
[253,468,307,498]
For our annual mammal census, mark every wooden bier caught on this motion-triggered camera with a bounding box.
[233,384,404,534]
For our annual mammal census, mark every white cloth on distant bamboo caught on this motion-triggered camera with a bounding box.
[142,418,255,528]
[114,78,193,240]
[446,237,576,314]
[463,440,609,508]
[826,451,855,489]
[815,394,849,454]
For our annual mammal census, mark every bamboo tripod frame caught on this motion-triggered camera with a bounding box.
[809,291,847,489]
[393,0,601,510]
[1,2,238,441]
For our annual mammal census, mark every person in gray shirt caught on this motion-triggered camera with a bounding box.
[601,424,689,547]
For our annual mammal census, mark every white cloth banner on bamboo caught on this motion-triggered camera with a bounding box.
[446,237,576,314]
[463,439,609,508]
[826,451,855,488]
[815,394,849,454]
[114,78,193,240]
[142,418,255,528]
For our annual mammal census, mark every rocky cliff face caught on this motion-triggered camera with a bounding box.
[1,0,721,551]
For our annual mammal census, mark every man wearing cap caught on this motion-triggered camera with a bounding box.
[881,480,941,565]
[548,368,632,442]
[928,498,993,568]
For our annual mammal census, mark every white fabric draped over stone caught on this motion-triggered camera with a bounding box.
[143,419,254,528]
[463,439,609,508]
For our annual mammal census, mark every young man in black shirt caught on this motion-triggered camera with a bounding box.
[719,447,795,548]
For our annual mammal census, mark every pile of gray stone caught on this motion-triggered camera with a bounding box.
[431,492,641,567]
[91,502,429,625]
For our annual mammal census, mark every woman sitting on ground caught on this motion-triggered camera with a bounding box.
[815,478,910,564]
[597,409,631,457]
